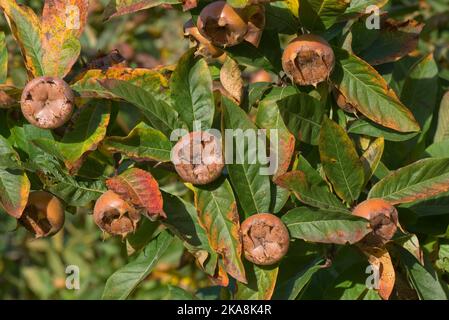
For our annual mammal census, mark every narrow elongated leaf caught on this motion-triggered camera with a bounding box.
[348,119,418,142]
[103,122,172,162]
[0,0,44,76]
[275,156,348,213]
[369,158,449,205]
[71,67,170,101]
[102,230,174,300]
[299,0,349,31]
[103,0,180,20]
[0,168,30,218]
[434,91,449,143]
[0,32,7,83]
[277,93,326,146]
[235,264,278,300]
[33,102,111,173]
[222,97,271,217]
[319,117,365,204]
[41,0,88,77]
[170,49,214,130]
[282,207,371,244]
[194,179,246,283]
[101,79,184,137]
[106,168,164,219]
[332,48,420,133]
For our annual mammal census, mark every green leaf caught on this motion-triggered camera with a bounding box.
[33,102,111,173]
[273,257,325,300]
[102,230,174,300]
[360,137,384,185]
[0,32,7,83]
[0,0,44,76]
[332,48,420,133]
[222,97,271,217]
[282,207,371,244]
[103,122,172,162]
[234,263,278,299]
[398,247,448,300]
[0,168,30,218]
[103,0,180,20]
[369,158,449,205]
[226,0,249,8]
[319,117,365,204]
[348,119,418,142]
[434,91,449,143]
[194,179,246,283]
[162,191,218,276]
[100,79,184,137]
[277,93,326,145]
[48,178,106,207]
[170,49,215,130]
[265,3,299,35]
[276,156,348,213]
[345,0,389,15]
[299,0,349,32]
[0,134,21,169]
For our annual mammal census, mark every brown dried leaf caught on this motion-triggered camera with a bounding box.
[220,57,243,104]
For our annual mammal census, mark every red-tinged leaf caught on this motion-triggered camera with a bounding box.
[71,67,170,101]
[194,179,247,284]
[359,245,395,300]
[332,48,420,133]
[106,168,165,219]
[0,0,45,77]
[102,0,180,21]
[209,260,230,287]
[0,168,30,218]
[41,0,89,77]
[368,158,449,205]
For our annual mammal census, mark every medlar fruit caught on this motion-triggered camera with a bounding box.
[197,1,248,47]
[282,35,335,87]
[241,213,290,265]
[19,191,65,238]
[184,19,224,58]
[352,198,399,246]
[93,190,140,238]
[243,4,265,47]
[20,76,75,129]
[171,131,224,185]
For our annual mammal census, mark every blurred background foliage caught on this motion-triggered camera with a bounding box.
[1,0,449,299]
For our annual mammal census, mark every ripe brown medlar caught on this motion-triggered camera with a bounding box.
[19,191,65,238]
[242,4,265,47]
[282,35,335,87]
[241,213,290,265]
[197,1,248,47]
[171,131,224,185]
[20,76,75,129]
[184,19,224,58]
[93,190,140,238]
[352,198,399,246]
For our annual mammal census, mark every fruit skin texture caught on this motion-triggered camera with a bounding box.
[352,198,399,246]
[184,19,224,58]
[93,190,140,238]
[171,131,224,185]
[19,191,65,238]
[282,35,335,87]
[20,76,75,129]
[241,213,290,265]
[197,1,248,47]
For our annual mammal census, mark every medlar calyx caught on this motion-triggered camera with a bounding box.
[197,1,248,47]
[171,131,224,185]
[93,190,140,238]
[241,213,290,265]
[352,198,399,246]
[20,76,75,129]
[19,191,65,238]
[282,35,335,87]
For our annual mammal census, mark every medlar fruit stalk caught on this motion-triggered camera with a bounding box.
[171,131,224,185]
[93,190,141,238]
[241,213,290,265]
[19,191,65,238]
[184,19,224,58]
[197,1,248,47]
[20,76,75,129]
[282,35,335,87]
[352,198,399,246]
